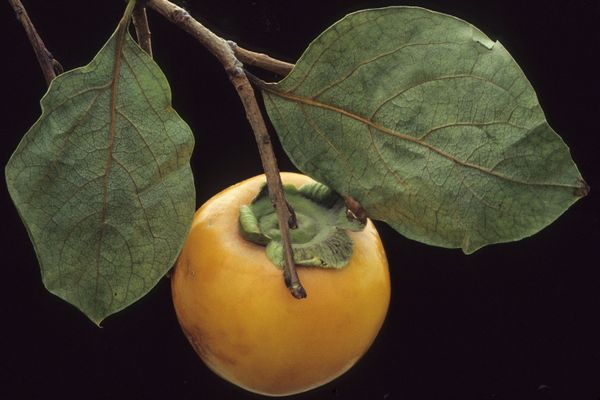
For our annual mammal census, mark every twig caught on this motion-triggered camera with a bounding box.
[230,43,293,76]
[132,1,153,57]
[146,0,306,299]
[144,0,293,76]
[8,0,61,85]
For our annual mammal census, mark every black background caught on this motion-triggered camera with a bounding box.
[1,1,599,399]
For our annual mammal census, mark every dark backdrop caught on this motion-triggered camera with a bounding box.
[1,1,599,399]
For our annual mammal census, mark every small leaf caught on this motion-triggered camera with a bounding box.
[5,13,195,324]
[262,6,587,253]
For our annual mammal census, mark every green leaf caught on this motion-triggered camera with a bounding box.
[262,6,587,254]
[5,10,195,324]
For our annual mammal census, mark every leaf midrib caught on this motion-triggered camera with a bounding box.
[95,23,128,309]
[264,87,577,191]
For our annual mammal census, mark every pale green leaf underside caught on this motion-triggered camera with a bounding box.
[263,6,586,253]
[5,28,195,324]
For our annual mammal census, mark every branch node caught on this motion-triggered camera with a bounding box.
[12,4,24,16]
[227,63,245,78]
[172,8,190,23]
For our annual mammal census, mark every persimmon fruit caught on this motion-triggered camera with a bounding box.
[171,173,390,396]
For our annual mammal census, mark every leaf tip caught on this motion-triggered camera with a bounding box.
[574,179,590,198]
[91,316,105,328]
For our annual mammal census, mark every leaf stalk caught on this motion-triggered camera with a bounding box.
[229,41,293,76]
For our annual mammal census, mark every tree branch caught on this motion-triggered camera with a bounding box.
[132,2,153,57]
[146,0,306,299]
[230,43,293,76]
[8,0,61,86]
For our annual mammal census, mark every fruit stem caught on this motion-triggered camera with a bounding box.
[146,0,306,299]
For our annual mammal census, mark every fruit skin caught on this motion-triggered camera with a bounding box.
[172,173,390,397]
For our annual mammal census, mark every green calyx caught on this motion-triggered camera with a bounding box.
[239,182,365,269]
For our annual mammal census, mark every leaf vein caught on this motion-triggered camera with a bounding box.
[369,74,517,121]
[418,120,528,141]
[312,40,467,99]
[266,89,577,190]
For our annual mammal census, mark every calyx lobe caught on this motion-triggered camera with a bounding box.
[239,182,365,269]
